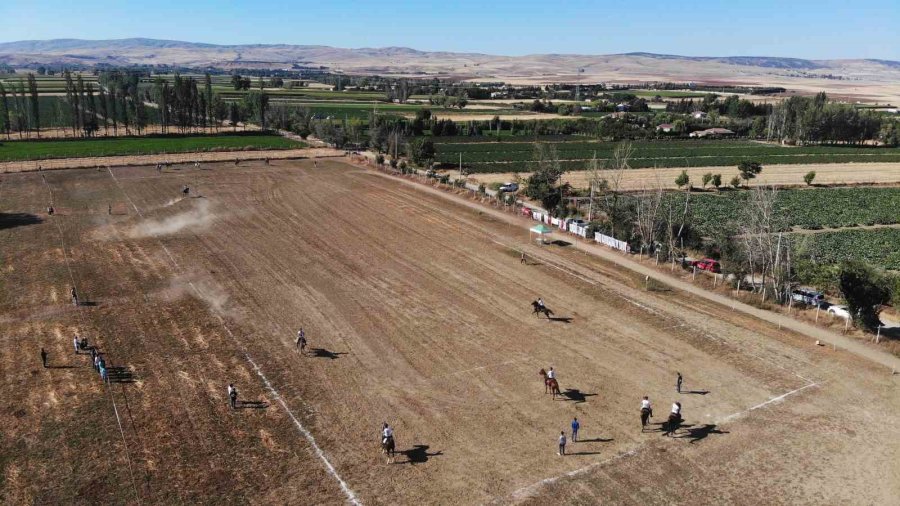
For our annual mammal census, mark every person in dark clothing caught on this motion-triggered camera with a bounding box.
[40,348,48,368]
[676,372,683,393]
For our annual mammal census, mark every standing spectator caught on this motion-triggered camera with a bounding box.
[571,417,580,442]
[676,372,683,393]
[100,365,108,383]
[93,353,101,372]
[558,431,567,456]
[228,384,238,409]
[40,347,48,368]
[71,286,78,306]
[520,251,526,264]
[73,335,80,354]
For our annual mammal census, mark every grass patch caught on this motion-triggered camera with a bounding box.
[0,133,305,162]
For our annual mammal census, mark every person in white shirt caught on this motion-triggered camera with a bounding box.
[73,335,80,354]
[671,402,681,417]
[641,396,653,431]
[558,431,567,456]
[382,423,394,444]
[547,367,556,380]
[537,298,545,309]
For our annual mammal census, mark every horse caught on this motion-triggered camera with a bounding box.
[538,369,561,399]
[664,412,682,437]
[381,436,396,463]
[640,407,653,432]
[531,301,554,319]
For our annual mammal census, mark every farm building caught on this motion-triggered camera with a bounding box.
[690,127,735,138]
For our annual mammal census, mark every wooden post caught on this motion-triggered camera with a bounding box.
[815,304,820,323]
[692,266,696,281]
[876,325,881,344]
[645,275,650,291]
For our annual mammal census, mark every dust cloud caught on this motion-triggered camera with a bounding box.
[127,199,214,239]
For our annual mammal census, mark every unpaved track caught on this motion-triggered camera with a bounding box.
[2,159,898,504]
[469,162,900,190]
[0,147,344,173]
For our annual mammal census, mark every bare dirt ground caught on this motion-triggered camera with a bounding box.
[469,162,900,190]
[2,159,898,504]
[0,147,344,173]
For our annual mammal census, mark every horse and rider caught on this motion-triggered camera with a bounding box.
[640,396,653,431]
[531,297,554,319]
[664,402,683,437]
[539,368,561,399]
[381,422,396,463]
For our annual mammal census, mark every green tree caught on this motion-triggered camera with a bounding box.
[407,138,436,167]
[730,175,741,189]
[26,73,40,137]
[701,172,713,188]
[675,170,690,189]
[711,173,722,189]
[803,171,816,186]
[524,143,565,213]
[838,261,892,331]
[0,82,9,139]
[738,160,763,185]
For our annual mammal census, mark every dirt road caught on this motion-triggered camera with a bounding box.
[469,162,900,190]
[2,159,898,504]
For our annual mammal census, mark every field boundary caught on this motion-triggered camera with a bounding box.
[105,167,362,505]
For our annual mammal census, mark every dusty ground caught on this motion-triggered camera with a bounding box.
[2,159,898,504]
[468,161,900,190]
[0,147,344,173]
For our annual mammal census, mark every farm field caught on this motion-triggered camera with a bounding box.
[672,187,900,235]
[0,134,304,162]
[791,228,900,270]
[2,159,898,504]
[435,139,900,173]
[467,161,900,191]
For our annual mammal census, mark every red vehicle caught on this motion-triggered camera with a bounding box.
[521,207,533,216]
[691,258,721,273]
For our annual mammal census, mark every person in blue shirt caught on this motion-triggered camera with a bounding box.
[571,417,580,442]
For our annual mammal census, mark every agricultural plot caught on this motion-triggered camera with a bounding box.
[434,139,900,172]
[1,160,898,504]
[674,187,900,236]
[791,228,900,270]
[0,134,303,162]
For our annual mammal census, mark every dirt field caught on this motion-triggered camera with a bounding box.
[468,161,900,190]
[2,159,898,504]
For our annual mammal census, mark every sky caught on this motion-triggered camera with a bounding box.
[1,0,898,60]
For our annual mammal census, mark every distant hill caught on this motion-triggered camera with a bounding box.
[1,38,899,93]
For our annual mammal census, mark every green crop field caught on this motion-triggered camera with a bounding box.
[433,139,900,172]
[667,187,900,236]
[791,228,900,270]
[0,134,304,162]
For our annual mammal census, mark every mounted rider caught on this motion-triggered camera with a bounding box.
[381,422,394,446]
[537,297,545,309]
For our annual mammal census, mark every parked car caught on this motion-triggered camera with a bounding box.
[499,182,519,192]
[791,288,826,307]
[691,258,721,273]
[827,305,851,320]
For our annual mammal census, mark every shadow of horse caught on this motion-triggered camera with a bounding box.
[398,445,443,465]
[561,389,597,404]
[0,213,43,230]
[310,348,347,360]
[548,316,573,323]
[677,424,729,444]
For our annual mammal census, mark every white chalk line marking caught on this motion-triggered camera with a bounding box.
[41,172,143,504]
[488,237,822,503]
[503,380,819,503]
[107,167,361,505]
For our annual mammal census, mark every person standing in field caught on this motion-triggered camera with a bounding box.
[676,372,683,393]
[40,347,48,368]
[228,384,238,409]
[558,431,567,456]
[520,251,526,264]
[73,335,80,354]
[71,286,78,306]
[571,417,580,442]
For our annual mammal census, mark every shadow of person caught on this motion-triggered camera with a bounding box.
[684,390,710,395]
[310,348,348,360]
[679,424,729,444]
[577,437,614,443]
[399,445,443,465]
[561,389,597,404]
[237,400,270,410]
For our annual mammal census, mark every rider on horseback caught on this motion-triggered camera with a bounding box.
[547,367,556,381]
[537,297,545,309]
[382,422,394,446]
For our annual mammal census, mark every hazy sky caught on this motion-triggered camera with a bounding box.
[1,0,898,59]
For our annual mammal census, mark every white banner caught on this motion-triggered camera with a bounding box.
[594,232,630,252]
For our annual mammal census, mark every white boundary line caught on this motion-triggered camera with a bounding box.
[41,172,142,503]
[106,167,361,505]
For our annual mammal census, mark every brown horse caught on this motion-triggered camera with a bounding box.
[381,436,396,463]
[538,369,561,399]
[531,301,554,319]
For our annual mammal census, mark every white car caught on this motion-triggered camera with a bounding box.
[499,182,519,192]
[826,305,851,320]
